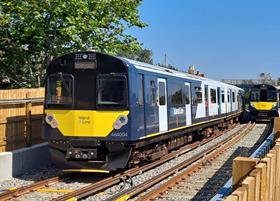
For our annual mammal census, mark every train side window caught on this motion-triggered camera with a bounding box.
[171,84,183,105]
[221,90,225,103]
[150,81,156,106]
[137,74,144,106]
[232,92,235,102]
[159,82,166,105]
[194,87,203,103]
[185,85,190,104]
[210,89,217,103]
[227,91,230,102]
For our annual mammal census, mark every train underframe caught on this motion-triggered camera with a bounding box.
[49,114,241,171]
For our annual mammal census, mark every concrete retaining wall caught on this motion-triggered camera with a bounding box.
[0,142,50,181]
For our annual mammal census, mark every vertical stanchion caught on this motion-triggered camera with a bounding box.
[25,92,32,147]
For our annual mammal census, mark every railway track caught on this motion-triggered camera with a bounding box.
[108,123,270,201]
[0,123,259,201]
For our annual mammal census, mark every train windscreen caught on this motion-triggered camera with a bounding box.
[96,74,127,109]
[250,89,277,102]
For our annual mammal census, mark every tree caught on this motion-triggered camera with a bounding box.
[0,0,146,88]
[277,77,280,86]
[157,63,179,71]
[116,48,153,64]
[258,73,274,85]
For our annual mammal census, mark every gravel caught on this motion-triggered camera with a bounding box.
[132,123,268,201]
[0,123,261,201]
[84,124,248,201]
[0,163,61,193]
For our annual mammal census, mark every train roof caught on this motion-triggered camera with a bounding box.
[49,51,243,91]
[119,57,243,91]
[251,84,277,90]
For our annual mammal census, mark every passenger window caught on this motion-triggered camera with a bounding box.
[228,91,230,102]
[150,81,156,106]
[221,90,225,103]
[210,89,217,103]
[232,92,235,102]
[171,83,183,105]
[137,74,144,106]
[185,85,190,104]
[159,82,166,105]
[195,87,203,103]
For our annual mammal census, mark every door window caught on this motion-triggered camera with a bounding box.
[159,82,166,105]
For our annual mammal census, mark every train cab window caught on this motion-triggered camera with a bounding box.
[221,90,225,103]
[232,92,235,102]
[46,73,74,106]
[97,75,127,109]
[210,89,217,103]
[267,90,277,101]
[159,82,166,105]
[194,87,203,103]
[150,81,156,106]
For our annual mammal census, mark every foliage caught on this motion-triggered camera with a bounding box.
[157,63,179,71]
[277,77,280,86]
[0,0,146,88]
[116,47,153,64]
[258,73,274,85]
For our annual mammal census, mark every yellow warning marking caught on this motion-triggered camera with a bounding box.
[8,187,17,191]
[63,169,110,173]
[115,194,130,201]
[37,188,74,193]
[66,198,78,201]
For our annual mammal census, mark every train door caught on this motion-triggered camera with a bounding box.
[205,85,209,117]
[217,87,221,115]
[157,78,168,132]
[136,74,145,136]
[229,89,232,112]
[232,90,236,111]
[209,87,218,116]
[221,89,226,114]
[227,90,231,113]
[185,82,192,126]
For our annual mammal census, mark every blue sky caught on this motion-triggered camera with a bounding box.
[128,0,280,80]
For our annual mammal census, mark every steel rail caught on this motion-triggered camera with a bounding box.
[108,123,255,201]
[51,124,239,201]
[0,175,68,200]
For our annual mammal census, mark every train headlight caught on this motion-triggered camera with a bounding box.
[272,103,278,110]
[113,115,128,130]
[250,103,255,108]
[45,114,58,128]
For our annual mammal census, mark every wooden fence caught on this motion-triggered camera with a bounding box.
[225,118,280,201]
[0,88,45,152]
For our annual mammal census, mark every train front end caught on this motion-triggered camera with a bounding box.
[249,84,279,120]
[43,52,131,171]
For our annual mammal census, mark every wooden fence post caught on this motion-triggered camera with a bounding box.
[261,157,271,201]
[274,140,280,201]
[249,169,261,201]
[274,117,280,138]
[267,151,276,201]
[232,186,248,201]
[232,157,258,190]
[242,176,255,201]
[25,92,32,147]
[255,163,267,201]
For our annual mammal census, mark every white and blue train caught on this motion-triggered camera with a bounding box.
[43,51,244,172]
